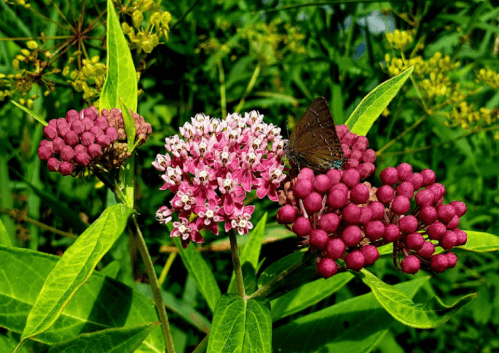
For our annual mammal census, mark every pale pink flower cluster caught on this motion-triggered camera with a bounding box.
[154,111,287,247]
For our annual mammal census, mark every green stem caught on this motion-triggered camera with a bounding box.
[131,215,176,353]
[171,0,203,31]
[235,62,262,113]
[217,56,227,119]
[247,254,307,300]
[229,229,245,297]
[376,113,428,156]
[158,252,177,286]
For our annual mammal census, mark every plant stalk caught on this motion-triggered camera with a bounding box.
[228,229,245,297]
[235,62,262,113]
[131,215,176,353]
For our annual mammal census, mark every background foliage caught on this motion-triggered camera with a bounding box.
[1,0,499,352]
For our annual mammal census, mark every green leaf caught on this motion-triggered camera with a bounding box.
[20,204,135,343]
[174,237,222,313]
[358,269,477,329]
[258,252,305,287]
[47,323,158,353]
[99,0,137,112]
[273,277,429,353]
[207,295,271,353]
[0,245,164,352]
[460,230,499,252]
[228,213,267,294]
[345,66,414,136]
[118,155,135,208]
[0,334,27,353]
[0,217,12,247]
[10,100,47,126]
[119,98,137,152]
[270,272,354,321]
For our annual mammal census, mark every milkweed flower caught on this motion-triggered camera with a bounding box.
[154,111,286,248]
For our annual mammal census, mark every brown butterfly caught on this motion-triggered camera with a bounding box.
[285,97,345,173]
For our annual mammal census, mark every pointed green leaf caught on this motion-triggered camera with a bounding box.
[273,277,429,353]
[0,334,27,353]
[20,204,135,342]
[119,98,137,152]
[207,295,271,353]
[174,237,222,313]
[48,323,158,353]
[270,272,354,321]
[228,213,267,294]
[10,100,47,126]
[460,230,499,252]
[0,217,12,247]
[0,245,165,352]
[358,269,476,328]
[346,66,414,136]
[99,0,137,112]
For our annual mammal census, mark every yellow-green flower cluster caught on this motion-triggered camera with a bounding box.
[385,29,415,51]
[476,67,499,89]
[1,41,59,106]
[448,101,499,130]
[238,19,306,65]
[64,55,106,101]
[121,0,171,54]
[5,0,30,8]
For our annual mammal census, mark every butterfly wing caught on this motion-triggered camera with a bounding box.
[287,97,345,172]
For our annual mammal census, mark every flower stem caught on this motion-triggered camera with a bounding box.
[228,229,245,297]
[247,253,308,300]
[217,56,227,119]
[235,62,262,113]
[131,215,176,353]
[158,252,177,286]
[376,113,428,156]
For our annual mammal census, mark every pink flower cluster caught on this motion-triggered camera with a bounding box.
[38,107,152,176]
[278,125,467,278]
[154,111,287,248]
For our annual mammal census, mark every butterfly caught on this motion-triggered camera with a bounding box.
[285,97,345,173]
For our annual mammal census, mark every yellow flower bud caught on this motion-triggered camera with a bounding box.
[21,49,31,57]
[27,99,34,110]
[132,10,144,28]
[12,59,20,69]
[19,98,25,105]
[27,40,38,50]
[150,12,161,26]
[161,11,171,25]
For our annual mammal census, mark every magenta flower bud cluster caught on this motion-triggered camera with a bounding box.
[336,124,376,179]
[154,111,287,248]
[277,129,467,279]
[38,107,152,176]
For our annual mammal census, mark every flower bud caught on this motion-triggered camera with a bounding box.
[64,131,79,146]
[47,157,61,172]
[342,204,361,224]
[76,152,92,166]
[365,220,384,240]
[401,255,420,274]
[310,229,329,250]
[317,258,338,279]
[38,146,52,161]
[377,185,394,204]
[292,217,312,237]
[440,230,457,250]
[90,126,104,138]
[396,182,414,199]
[327,188,348,209]
[358,162,375,179]
[88,144,102,158]
[326,238,346,260]
[454,228,467,246]
[450,201,467,217]
[430,254,448,273]
[313,174,332,194]
[97,134,112,147]
[426,221,446,241]
[95,116,109,130]
[350,183,369,204]
[341,225,363,246]
[407,173,423,190]
[277,205,298,224]
[417,241,435,258]
[83,107,99,121]
[404,232,425,250]
[445,252,458,268]
[420,169,436,186]
[345,250,365,270]
[418,205,438,224]
[336,124,349,138]
[359,206,372,224]
[294,178,313,199]
[384,224,400,242]
[361,245,379,266]
[446,215,459,229]
[428,183,446,201]
[341,169,360,188]
[106,127,119,141]
[81,117,94,131]
[304,192,323,214]
[297,168,315,183]
[380,167,398,185]
[368,201,385,220]
[415,189,434,206]
[57,122,71,138]
[65,109,79,124]
[43,125,58,140]
[437,204,455,224]
[361,149,376,163]
[396,163,412,181]
[60,145,75,161]
[346,159,359,170]
[74,144,87,155]
[391,195,410,215]
[71,120,85,135]
[60,161,74,176]
[350,150,363,161]
[320,213,340,233]
[352,136,368,152]
[326,169,341,185]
